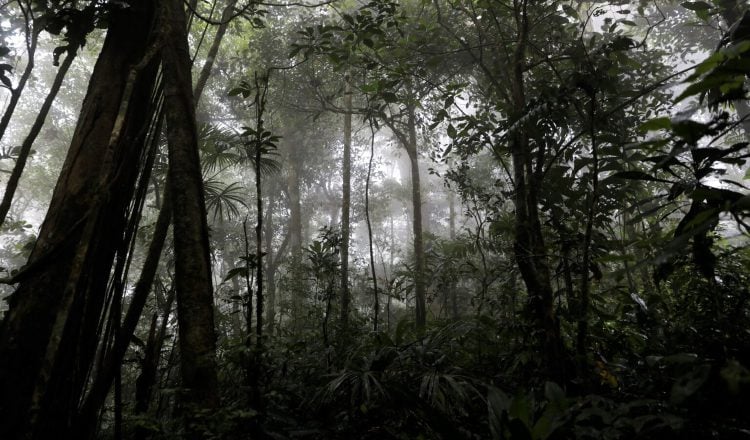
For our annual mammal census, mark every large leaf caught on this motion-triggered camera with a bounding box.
[680,1,712,11]
[487,386,509,440]
[204,180,248,221]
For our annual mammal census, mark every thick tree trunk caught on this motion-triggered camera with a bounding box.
[76,185,172,438]
[0,3,159,438]
[161,0,220,427]
[339,76,352,329]
[75,7,226,429]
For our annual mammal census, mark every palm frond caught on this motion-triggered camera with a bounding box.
[243,144,282,175]
[199,124,242,175]
[204,180,248,221]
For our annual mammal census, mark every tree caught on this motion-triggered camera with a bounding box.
[0,1,224,436]
[161,0,221,422]
[339,73,352,330]
[0,0,748,438]
[0,11,85,226]
[0,2,160,437]
[290,0,456,329]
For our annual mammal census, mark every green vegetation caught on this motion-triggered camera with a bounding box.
[0,0,748,438]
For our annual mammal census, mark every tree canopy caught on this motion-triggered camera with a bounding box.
[0,0,749,438]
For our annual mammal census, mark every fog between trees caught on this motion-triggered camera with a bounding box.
[0,0,749,439]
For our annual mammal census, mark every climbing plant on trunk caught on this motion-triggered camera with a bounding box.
[0,1,160,437]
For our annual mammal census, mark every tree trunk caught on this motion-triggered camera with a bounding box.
[161,0,220,427]
[405,104,427,329]
[508,3,565,381]
[287,152,304,329]
[0,8,37,143]
[74,5,224,427]
[339,75,352,329]
[577,97,599,365]
[76,185,172,439]
[0,48,77,227]
[265,192,277,335]
[365,121,379,331]
[449,190,456,240]
[192,0,238,105]
[0,2,159,437]
[134,288,175,440]
[448,189,459,319]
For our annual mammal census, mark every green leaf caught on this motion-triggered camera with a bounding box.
[532,414,558,440]
[544,381,566,407]
[447,124,457,139]
[509,393,532,427]
[487,386,509,440]
[638,117,671,132]
[680,1,712,11]
[223,266,249,282]
[671,119,710,142]
[381,91,398,103]
[690,52,725,78]
[675,74,735,102]
[288,44,304,58]
[562,5,578,18]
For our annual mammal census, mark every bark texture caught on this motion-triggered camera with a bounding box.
[161,0,220,422]
[405,104,427,329]
[383,103,427,329]
[339,76,352,329]
[0,2,158,437]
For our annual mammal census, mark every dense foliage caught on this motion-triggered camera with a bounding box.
[0,0,748,439]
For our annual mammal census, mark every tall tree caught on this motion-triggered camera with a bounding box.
[339,74,352,329]
[0,1,159,437]
[382,100,427,328]
[161,0,220,422]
